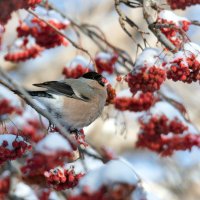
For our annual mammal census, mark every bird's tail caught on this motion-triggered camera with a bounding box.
[13,90,54,98]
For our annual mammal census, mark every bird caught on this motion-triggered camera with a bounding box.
[25,72,108,131]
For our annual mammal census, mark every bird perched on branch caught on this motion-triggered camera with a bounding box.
[26,72,107,131]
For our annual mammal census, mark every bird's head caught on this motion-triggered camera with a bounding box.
[82,72,106,87]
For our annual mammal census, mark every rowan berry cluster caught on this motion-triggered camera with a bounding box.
[0,99,22,116]
[157,10,191,48]
[69,184,136,200]
[21,151,72,185]
[17,17,69,49]
[4,37,43,62]
[44,166,84,190]
[106,83,116,104]
[0,135,31,165]
[62,64,90,79]
[11,119,46,143]
[95,52,118,74]
[0,0,42,25]
[135,100,200,156]
[114,92,156,112]
[126,66,166,94]
[167,44,200,83]
[167,0,200,10]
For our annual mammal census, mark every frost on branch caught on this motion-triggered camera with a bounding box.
[126,48,166,94]
[69,160,146,200]
[157,10,191,48]
[136,101,200,156]
[167,0,200,10]
[95,52,118,74]
[167,42,200,83]
[0,134,31,165]
[44,166,84,190]
[21,132,73,185]
[0,0,42,25]
[17,7,69,49]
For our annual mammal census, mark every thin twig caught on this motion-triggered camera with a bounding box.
[0,67,76,146]
[0,67,108,163]
[27,8,98,72]
[45,3,134,71]
[114,0,144,50]
[143,0,176,52]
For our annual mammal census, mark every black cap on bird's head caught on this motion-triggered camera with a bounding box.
[82,72,106,86]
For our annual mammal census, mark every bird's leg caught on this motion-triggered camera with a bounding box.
[68,128,79,135]
[47,121,56,132]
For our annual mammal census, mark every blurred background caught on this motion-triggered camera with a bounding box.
[1,1,200,199]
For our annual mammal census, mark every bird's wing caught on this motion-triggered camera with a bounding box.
[33,81,90,101]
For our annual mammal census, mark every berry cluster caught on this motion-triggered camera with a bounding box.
[21,151,72,185]
[161,134,200,156]
[126,66,166,94]
[62,64,90,79]
[0,174,10,200]
[11,119,46,143]
[0,0,42,25]
[44,166,84,190]
[4,44,43,63]
[157,10,190,48]
[114,92,156,112]
[95,52,118,74]
[17,17,69,49]
[167,0,200,10]
[136,114,194,156]
[106,83,116,104]
[167,53,200,83]
[0,99,22,117]
[69,184,136,200]
[0,135,31,165]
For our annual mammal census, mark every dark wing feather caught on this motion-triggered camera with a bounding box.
[33,81,89,101]
[28,91,54,98]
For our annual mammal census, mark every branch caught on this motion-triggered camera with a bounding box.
[191,20,200,27]
[120,0,143,8]
[114,0,145,50]
[143,0,176,52]
[0,67,108,163]
[0,66,77,146]
[27,9,98,72]
[44,3,134,71]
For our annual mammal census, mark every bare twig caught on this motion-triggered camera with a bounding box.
[44,3,134,71]
[121,0,143,8]
[0,67,77,146]
[114,0,144,50]
[143,0,176,52]
[0,67,110,163]
[191,20,200,27]
[27,8,98,72]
